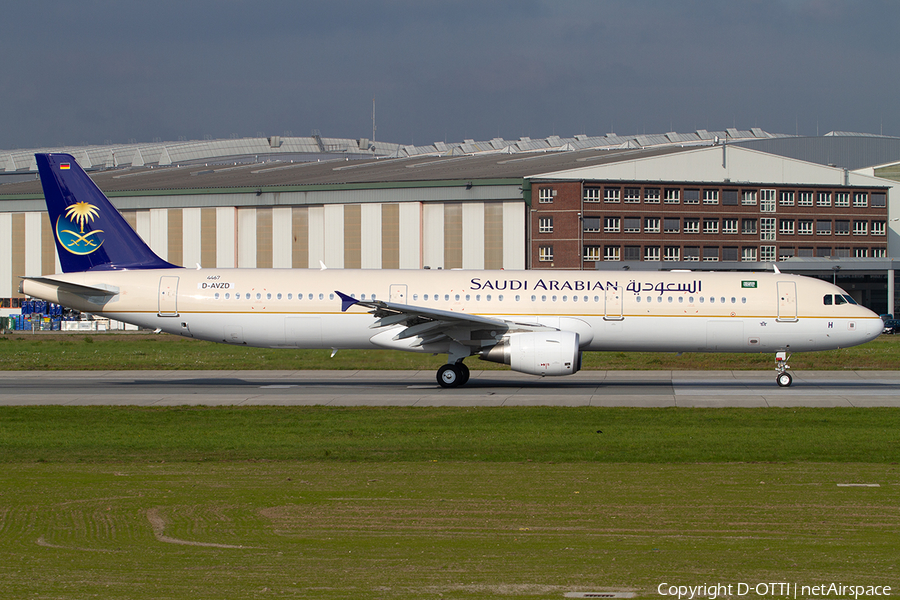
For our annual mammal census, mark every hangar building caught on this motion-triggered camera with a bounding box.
[2,130,899,313]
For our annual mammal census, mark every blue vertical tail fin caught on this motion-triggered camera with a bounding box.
[36,153,178,272]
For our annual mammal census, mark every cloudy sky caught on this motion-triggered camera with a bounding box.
[2,0,898,150]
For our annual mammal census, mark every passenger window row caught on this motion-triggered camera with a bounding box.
[636,296,746,304]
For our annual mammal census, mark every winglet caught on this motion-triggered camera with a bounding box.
[336,291,358,312]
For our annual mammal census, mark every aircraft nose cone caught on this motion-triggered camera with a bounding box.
[854,304,882,340]
[865,316,884,340]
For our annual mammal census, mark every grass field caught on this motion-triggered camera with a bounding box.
[2,407,899,599]
[2,332,900,371]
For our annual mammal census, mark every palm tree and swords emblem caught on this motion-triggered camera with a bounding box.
[57,201,104,254]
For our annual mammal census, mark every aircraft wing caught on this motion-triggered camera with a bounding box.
[336,290,552,347]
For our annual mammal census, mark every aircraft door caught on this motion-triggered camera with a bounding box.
[604,284,624,321]
[158,276,179,317]
[390,284,408,303]
[776,281,798,322]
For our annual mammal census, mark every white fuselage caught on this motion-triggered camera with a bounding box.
[22,268,882,355]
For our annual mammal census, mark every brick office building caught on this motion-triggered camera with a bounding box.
[527,144,890,270]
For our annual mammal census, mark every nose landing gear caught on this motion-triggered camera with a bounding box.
[775,351,792,387]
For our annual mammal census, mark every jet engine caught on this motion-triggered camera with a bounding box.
[479,331,581,376]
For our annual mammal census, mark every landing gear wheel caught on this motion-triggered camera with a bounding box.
[774,351,793,388]
[458,363,470,385]
[437,364,462,388]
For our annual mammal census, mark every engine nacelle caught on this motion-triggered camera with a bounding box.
[479,331,581,376]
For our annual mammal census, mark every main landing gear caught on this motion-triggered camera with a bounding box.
[775,351,793,387]
[437,362,470,388]
[436,342,472,388]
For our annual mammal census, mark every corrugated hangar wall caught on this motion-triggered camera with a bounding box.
[0,198,526,299]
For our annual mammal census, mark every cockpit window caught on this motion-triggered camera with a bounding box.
[825,294,859,306]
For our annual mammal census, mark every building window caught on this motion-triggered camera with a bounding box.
[872,221,886,236]
[872,192,886,208]
[583,187,601,202]
[722,190,739,206]
[798,220,813,235]
[742,219,757,235]
[604,217,621,233]
[644,188,660,203]
[816,247,832,258]
[645,217,661,233]
[664,189,680,204]
[798,247,814,257]
[683,247,700,261]
[873,248,886,258]
[664,218,680,233]
[742,190,757,205]
[702,247,719,262]
[835,247,851,258]
[816,220,832,235]
[722,247,739,261]
[539,246,553,261]
[798,191,814,206]
[644,246,661,261]
[664,246,680,261]
[835,220,850,236]
[538,217,553,233]
[779,191,794,206]
[722,219,738,234]
[854,192,868,207]
[854,248,868,258]
[703,190,719,205]
[583,246,601,261]
[760,218,776,241]
[779,219,794,235]
[760,189,776,212]
[742,247,757,262]
[623,246,640,261]
[832,192,849,207]
[760,246,776,262]
[853,220,868,235]
[684,218,700,234]
[623,217,641,233]
[539,188,554,203]
[703,219,719,234]
[779,247,795,261]
[583,217,601,232]
[684,189,700,204]
[604,246,621,261]
[604,187,621,203]
[624,188,641,203]
[817,192,831,207]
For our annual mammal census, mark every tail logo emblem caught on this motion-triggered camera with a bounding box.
[56,201,104,255]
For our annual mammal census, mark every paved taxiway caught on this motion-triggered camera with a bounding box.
[1,370,899,406]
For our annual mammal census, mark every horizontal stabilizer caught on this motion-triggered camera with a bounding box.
[21,276,118,297]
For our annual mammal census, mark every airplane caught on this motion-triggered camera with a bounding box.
[20,153,884,388]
